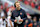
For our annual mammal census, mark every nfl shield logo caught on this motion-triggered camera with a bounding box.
[20,12,22,15]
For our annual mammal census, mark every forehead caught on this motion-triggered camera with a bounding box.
[16,2,20,4]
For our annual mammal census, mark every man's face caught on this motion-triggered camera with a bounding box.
[33,17,37,22]
[16,2,20,8]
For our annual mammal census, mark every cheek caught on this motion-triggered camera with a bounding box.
[19,5,20,6]
[18,5,20,7]
[16,5,20,7]
[16,5,18,7]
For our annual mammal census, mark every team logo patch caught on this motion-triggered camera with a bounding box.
[20,12,22,15]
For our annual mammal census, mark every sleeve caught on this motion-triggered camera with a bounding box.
[10,12,15,22]
[22,10,27,21]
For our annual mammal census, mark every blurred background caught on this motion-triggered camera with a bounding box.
[0,0,40,27]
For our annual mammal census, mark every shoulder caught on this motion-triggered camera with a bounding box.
[21,8,26,13]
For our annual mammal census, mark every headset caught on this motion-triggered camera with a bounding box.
[14,3,16,8]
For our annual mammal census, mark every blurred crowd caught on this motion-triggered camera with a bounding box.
[0,0,40,27]
[0,1,15,27]
[18,0,40,10]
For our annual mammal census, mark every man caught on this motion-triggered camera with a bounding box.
[11,1,27,27]
[0,15,3,27]
[33,16,37,27]
[37,18,40,27]
[7,10,13,27]
[0,9,7,27]
[0,9,3,27]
